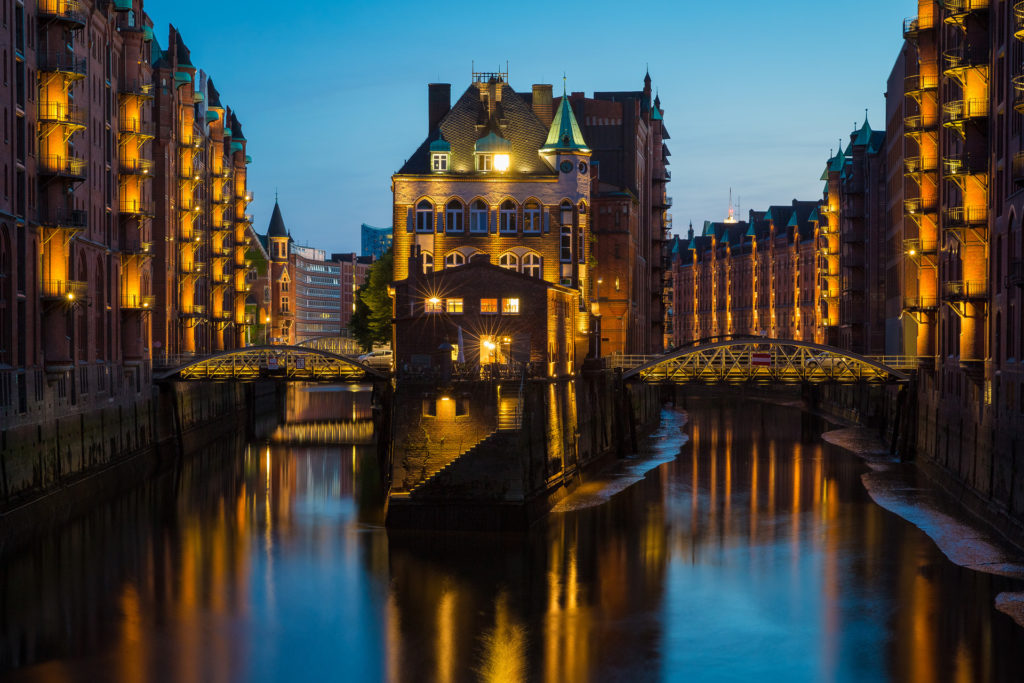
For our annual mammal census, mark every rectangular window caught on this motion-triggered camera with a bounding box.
[560,226,572,262]
[446,298,463,314]
[480,298,498,314]
[281,297,289,313]
[425,297,442,314]
[476,154,492,171]
[431,154,447,171]
[502,298,520,314]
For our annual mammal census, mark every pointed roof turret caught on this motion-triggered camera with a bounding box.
[540,82,590,154]
[854,112,872,147]
[267,199,288,238]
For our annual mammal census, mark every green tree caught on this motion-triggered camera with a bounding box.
[349,247,393,351]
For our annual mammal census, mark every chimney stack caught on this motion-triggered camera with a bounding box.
[532,84,553,126]
[428,83,451,134]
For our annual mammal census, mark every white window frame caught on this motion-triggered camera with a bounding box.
[523,252,542,278]
[422,252,433,274]
[499,200,517,234]
[470,200,488,234]
[502,298,520,314]
[475,154,492,171]
[445,251,466,268]
[499,252,519,271]
[415,200,434,233]
[431,153,448,171]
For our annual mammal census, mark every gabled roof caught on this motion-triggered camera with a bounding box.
[540,92,590,154]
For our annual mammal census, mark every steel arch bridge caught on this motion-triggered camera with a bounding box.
[296,335,362,356]
[619,338,912,385]
[155,345,386,381]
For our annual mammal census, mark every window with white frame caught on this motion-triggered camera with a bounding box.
[475,154,492,171]
[499,200,517,233]
[499,252,519,271]
[523,200,541,233]
[415,200,433,232]
[470,200,488,233]
[446,200,464,233]
[431,153,448,171]
[422,252,433,274]
[523,252,542,278]
[445,251,465,268]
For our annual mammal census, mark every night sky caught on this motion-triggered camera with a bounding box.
[144,0,910,253]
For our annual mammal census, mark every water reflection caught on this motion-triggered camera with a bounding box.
[2,396,1023,682]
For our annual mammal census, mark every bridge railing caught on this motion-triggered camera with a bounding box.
[607,351,923,372]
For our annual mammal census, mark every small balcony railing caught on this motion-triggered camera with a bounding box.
[904,198,937,217]
[944,206,987,228]
[41,279,87,301]
[1012,75,1024,115]
[37,53,87,77]
[903,114,938,133]
[904,73,939,95]
[179,305,206,317]
[119,118,154,137]
[904,238,938,256]
[942,280,987,301]
[121,294,156,310]
[212,194,232,206]
[119,157,154,176]
[38,101,86,126]
[1013,152,1024,184]
[212,271,232,285]
[903,15,936,39]
[942,99,989,126]
[38,207,87,231]
[179,262,205,276]
[121,240,153,255]
[904,156,938,175]
[118,79,154,98]
[941,0,989,25]
[39,154,86,179]
[38,0,86,26]
[119,199,154,217]
[943,154,984,178]
[1015,1,1024,40]
[903,296,940,311]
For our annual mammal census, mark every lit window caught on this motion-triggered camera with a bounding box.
[281,281,289,293]
[578,203,587,262]
[523,253,542,278]
[502,298,520,314]
[416,199,433,232]
[476,154,492,171]
[446,298,463,314]
[431,153,448,171]
[446,200,464,233]
[423,252,433,274]
[560,200,573,227]
[523,200,541,233]
[425,297,442,313]
[480,298,498,314]
[445,251,465,268]
[499,252,519,271]
[470,200,488,233]
[493,153,510,171]
[499,200,517,233]
[560,224,572,263]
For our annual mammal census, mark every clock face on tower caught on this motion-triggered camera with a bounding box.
[578,161,588,174]
[559,160,573,174]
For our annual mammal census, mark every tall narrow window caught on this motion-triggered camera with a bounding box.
[422,252,433,274]
[499,200,517,233]
[415,199,433,232]
[499,252,519,271]
[578,202,587,262]
[560,224,572,263]
[446,199,464,233]
[523,252,542,278]
[470,200,488,233]
[523,200,541,233]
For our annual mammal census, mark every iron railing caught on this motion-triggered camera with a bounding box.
[41,279,87,301]
[942,280,987,300]
[121,294,156,309]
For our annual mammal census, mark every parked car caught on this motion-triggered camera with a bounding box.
[358,349,393,369]
[804,354,845,371]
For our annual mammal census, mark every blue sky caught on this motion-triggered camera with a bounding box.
[145,0,911,254]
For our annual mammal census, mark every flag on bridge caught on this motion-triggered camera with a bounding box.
[751,351,772,367]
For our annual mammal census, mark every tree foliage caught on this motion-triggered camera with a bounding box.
[349,247,393,351]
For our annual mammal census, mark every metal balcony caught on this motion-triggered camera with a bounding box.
[943,154,985,179]
[903,296,939,311]
[903,114,938,134]
[212,194,232,206]
[942,99,989,129]
[904,156,938,176]
[1013,75,1024,115]
[38,155,86,180]
[37,53,87,78]
[1013,152,1024,185]
[38,207,87,232]
[179,305,206,318]
[903,15,935,40]
[904,72,939,97]
[904,238,938,257]
[944,206,987,229]
[121,294,156,310]
[118,80,154,99]
[38,101,86,127]
[179,262,205,276]
[119,199,155,217]
[904,198,937,219]
[1016,1,1024,40]
[41,279,87,302]
[119,157,154,176]
[119,118,154,138]
[121,240,153,256]
[38,0,86,27]
[942,280,987,301]
[941,0,989,27]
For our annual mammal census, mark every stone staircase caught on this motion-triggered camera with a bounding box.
[405,429,498,496]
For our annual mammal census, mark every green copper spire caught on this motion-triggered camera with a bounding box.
[540,81,590,154]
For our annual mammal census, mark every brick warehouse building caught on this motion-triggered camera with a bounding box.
[391,70,594,375]
[0,2,255,427]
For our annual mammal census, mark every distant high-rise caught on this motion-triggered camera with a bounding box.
[361,224,393,259]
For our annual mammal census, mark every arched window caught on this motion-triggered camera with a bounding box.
[445,251,465,268]
[470,200,488,233]
[499,252,519,271]
[499,200,517,233]
[422,251,433,274]
[523,200,541,234]
[560,200,573,227]
[523,252,542,278]
[415,200,433,233]
[445,200,464,233]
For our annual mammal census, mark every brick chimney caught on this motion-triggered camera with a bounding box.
[428,83,451,133]
[532,84,553,126]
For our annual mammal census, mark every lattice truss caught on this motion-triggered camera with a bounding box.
[623,340,911,385]
[173,346,374,381]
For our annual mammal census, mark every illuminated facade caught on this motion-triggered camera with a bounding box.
[391,70,593,374]
[672,201,820,343]
[150,26,254,360]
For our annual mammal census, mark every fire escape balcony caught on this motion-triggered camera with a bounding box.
[654,195,672,209]
[903,238,938,258]
[212,270,232,286]
[36,53,87,80]
[1012,75,1024,115]
[1013,152,1024,185]
[904,156,938,177]
[119,157,154,176]
[39,154,86,180]
[121,294,156,310]
[903,296,940,311]
[178,305,206,318]
[943,154,986,181]
[942,280,987,301]
[38,0,86,27]
[118,80,154,99]
[41,279,87,302]
[38,101,86,129]
[120,240,153,256]
[179,262,205,277]
[944,206,987,228]
[1016,1,1024,40]
[235,213,254,225]
[903,114,939,135]
[940,0,989,27]
[119,199,155,217]
[904,73,939,98]
[118,118,154,139]
[38,207,87,235]
[942,98,989,131]
[212,194,232,206]
[903,15,936,40]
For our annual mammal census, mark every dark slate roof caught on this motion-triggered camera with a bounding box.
[267,200,288,238]
[398,82,553,176]
[207,78,222,108]
[173,27,192,68]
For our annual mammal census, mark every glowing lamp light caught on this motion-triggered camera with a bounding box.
[440,396,451,402]
[493,154,510,172]
[66,292,75,301]
[483,340,496,350]
[908,249,917,256]
[428,297,441,305]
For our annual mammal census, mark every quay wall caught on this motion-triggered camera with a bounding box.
[0,381,274,554]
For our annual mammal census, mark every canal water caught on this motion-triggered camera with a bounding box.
[2,387,1024,682]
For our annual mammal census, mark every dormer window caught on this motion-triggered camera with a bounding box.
[474,132,511,173]
[476,154,492,172]
[431,153,448,171]
[429,135,451,173]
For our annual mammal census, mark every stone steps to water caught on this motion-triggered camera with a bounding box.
[407,429,498,495]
